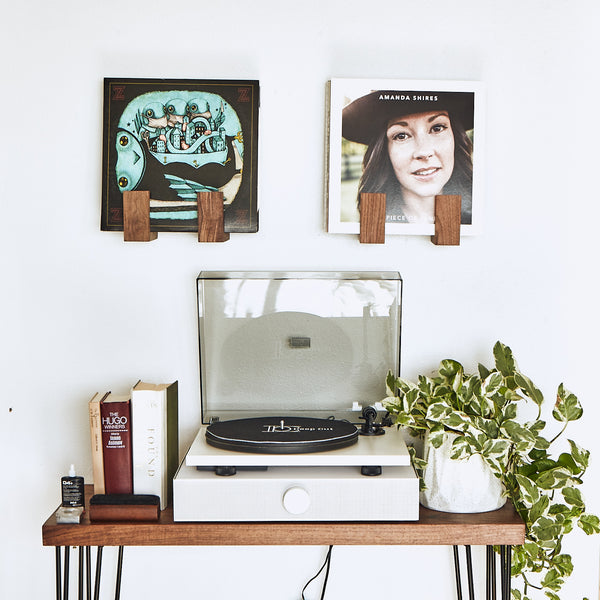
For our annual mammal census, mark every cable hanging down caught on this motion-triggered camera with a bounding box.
[301,546,334,600]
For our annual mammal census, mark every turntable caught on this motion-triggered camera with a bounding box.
[173,271,419,521]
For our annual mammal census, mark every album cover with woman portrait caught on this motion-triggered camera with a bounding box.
[101,78,259,233]
[326,79,484,235]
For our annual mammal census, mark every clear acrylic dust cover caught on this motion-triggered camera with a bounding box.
[196,271,402,423]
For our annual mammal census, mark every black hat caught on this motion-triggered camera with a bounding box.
[342,90,474,146]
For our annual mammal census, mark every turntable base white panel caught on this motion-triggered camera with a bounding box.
[173,463,419,522]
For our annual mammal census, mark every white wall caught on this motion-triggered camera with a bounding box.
[2,0,599,598]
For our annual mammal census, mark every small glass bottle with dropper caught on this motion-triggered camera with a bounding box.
[61,464,84,508]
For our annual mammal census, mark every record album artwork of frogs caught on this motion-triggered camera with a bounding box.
[101,78,259,233]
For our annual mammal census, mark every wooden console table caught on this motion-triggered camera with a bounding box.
[43,486,524,600]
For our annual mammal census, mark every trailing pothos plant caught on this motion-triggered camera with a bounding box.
[382,341,599,600]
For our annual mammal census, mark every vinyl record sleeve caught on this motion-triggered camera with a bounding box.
[101,78,259,233]
[326,78,484,236]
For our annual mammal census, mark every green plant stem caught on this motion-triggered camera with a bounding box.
[522,575,543,591]
[549,421,568,445]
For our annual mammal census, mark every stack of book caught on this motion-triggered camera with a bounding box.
[88,381,178,510]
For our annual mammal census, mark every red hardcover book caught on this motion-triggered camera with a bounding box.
[100,393,133,494]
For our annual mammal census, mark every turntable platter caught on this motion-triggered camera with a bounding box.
[205,416,359,454]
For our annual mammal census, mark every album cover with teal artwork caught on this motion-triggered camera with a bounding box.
[101,78,259,233]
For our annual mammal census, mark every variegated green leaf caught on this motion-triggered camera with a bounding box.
[501,420,537,452]
[482,371,504,395]
[548,503,571,516]
[523,541,541,559]
[552,553,574,577]
[398,375,417,391]
[482,438,510,460]
[562,487,584,509]
[578,513,600,535]
[535,467,572,490]
[468,390,495,418]
[529,495,550,524]
[438,358,463,381]
[449,435,474,460]
[514,371,544,407]
[541,567,564,591]
[503,402,518,420]
[552,384,583,423]
[411,455,428,472]
[407,445,427,491]
[432,385,452,399]
[444,411,473,431]
[529,419,546,434]
[426,402,452,423]
[568,439,590,471]
[385,370,397,396]
[391,413,412,428]
[477,418,499,439]
[557,452,579,474]
[532,516,562,542]
[428,424,446,448]
[515,474,540,505]
[493,341,517,376]
[533,435,551,451]
[403,387,421,412]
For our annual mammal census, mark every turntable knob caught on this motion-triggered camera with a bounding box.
[282,486,311,515]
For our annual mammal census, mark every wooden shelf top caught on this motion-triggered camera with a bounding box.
[42,486,524,548]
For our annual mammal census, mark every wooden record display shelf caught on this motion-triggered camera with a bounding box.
[123,190,229,243]
[359,193,462,245]
[42,486,524,548]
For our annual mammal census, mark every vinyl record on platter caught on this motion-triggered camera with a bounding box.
[205,416,359,454]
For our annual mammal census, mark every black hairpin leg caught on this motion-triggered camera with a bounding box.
[455,545,512,600]
[500,546,512,600]
[484,545,512,600]
[453,546,476,600]
[115,546,124,600]
[77,547,83,600]
[55,547,62,600]
[54,545,123,600]
[465,546,475,599]
[453,546,463,600]
[486,545,497,600]
[506,546,512,599]
[85,547,91,600]
[93,547,103,600]
[63,545,70,600]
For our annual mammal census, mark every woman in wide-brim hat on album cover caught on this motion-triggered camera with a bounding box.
[342,90,474,225]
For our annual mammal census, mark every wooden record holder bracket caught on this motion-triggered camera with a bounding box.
[358,193,462,245]
[122,190,229,243]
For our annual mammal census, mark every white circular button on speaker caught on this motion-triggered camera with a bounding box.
[282,486,311,515]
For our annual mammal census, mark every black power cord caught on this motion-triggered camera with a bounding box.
[301,545,334,600]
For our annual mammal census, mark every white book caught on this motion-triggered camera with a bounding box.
[131,381,178,510]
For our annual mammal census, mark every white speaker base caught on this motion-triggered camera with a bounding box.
[173,463,419,522]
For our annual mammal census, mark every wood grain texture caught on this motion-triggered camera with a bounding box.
[432,194,461,246]
[359,193,386,244]
[42,486,524,547]
[197,191,230,242]
[123,191,157,242]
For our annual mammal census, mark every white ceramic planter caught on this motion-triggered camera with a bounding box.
[420,432,506,513]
